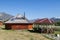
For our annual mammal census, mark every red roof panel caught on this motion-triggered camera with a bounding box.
[34,18,54,24]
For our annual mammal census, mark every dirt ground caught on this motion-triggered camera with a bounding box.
[0,30,50,40]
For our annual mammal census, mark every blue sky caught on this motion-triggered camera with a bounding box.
[0,0,60,20]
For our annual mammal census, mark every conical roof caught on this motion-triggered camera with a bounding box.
[5,14,29,23]
[15,14,24,18]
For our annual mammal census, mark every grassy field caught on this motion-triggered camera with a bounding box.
[0,25,50,40]
[0,30,51,40]
[54,31,60,34]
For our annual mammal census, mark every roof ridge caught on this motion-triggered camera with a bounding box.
[40,18,47,22]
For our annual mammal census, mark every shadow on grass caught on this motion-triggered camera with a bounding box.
[1,28,12,30]
[28,30,42,33]
[1,28,6,30]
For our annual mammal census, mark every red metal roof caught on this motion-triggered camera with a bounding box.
[34,18,54,24]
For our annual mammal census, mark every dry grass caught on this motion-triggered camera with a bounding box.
[0,30,50,40]
[0,25,50,40]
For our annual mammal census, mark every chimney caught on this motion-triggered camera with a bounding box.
[24,12,25,19]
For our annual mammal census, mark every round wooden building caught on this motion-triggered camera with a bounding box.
[5,14,33,30]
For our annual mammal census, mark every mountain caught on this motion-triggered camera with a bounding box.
[0,12,13,22]
[50,17,60,22]
[29,18,41,23]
